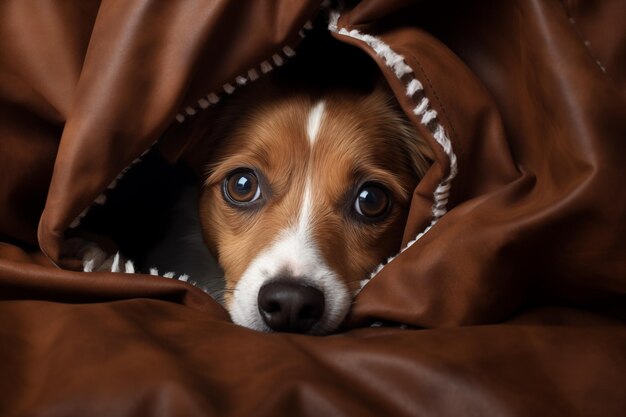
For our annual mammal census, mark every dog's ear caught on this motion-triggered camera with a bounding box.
[371,79,434,179]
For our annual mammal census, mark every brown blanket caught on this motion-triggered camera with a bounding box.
[1,1,624,416]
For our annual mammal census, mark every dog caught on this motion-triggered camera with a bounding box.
[196,72,433,334]
[65,40,433,335]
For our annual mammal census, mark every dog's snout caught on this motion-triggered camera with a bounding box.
[258,280,325,333]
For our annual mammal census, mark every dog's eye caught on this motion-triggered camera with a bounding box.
[223,169,261,204]
[354,184,390,220]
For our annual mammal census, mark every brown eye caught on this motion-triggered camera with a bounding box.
[354,184,390,220]
[223,169,261,204]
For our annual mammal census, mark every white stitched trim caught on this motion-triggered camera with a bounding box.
[421,109,437,125]
[69,207,88,229]
[207,93,220,104]
[124,260,135,274]
[272,54,284,66]
[329,8,458,286]
[111,253,121,273]
[94,194,107,205]
[83,259,95,273]
[413,97,429,115]
[74,16,311,229]
[260,60,273,73]
[68,144,155,229]
[328,10,340,31]
[566,11,608,74]
[282,45,296,57]
[83,260,195,282]
[147,267,194,283]
[337,28,413,78]
[248,68,259,81]
[406,79,423,96]
[174,17,311,123]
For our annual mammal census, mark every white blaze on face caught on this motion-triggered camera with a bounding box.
[229,100,351,333]
[307,101,325,146]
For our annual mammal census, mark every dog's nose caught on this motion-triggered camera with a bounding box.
[258,280,325,333]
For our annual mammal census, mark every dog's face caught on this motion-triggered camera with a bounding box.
[199,81,431,334]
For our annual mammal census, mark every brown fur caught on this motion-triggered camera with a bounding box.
[199,79,433,307]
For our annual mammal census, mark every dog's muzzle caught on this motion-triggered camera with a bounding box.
[257,279,325,333]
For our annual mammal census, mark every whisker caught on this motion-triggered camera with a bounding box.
[211,288,237,295]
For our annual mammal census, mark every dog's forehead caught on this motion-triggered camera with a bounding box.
[233,93,394,162]
[206,87,416,199]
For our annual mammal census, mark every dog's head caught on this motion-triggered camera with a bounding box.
[199,80,432,334]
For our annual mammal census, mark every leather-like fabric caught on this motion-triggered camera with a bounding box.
[0,0,624,416]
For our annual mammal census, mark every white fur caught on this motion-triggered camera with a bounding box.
[229,224,350,334]
[307,101,325,145]
[229,103,350,333]
[297,179,314,238]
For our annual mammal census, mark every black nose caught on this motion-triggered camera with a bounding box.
[258,280,325,333]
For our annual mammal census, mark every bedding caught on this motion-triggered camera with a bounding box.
[0,1,624,416]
